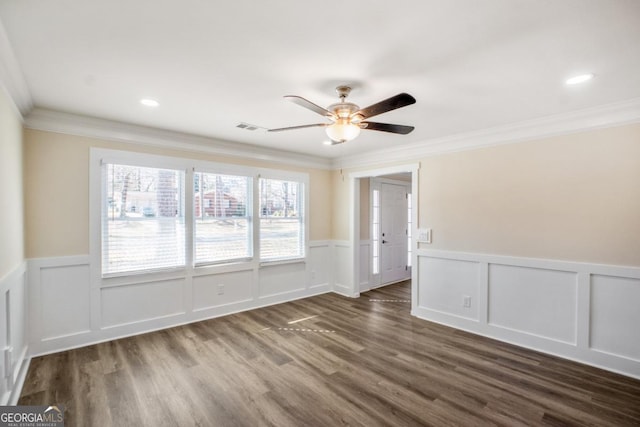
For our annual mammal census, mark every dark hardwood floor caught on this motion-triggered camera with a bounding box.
[19,281,640,426]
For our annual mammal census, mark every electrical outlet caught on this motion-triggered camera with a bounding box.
[217,284,225,295]
[463,295,471,308]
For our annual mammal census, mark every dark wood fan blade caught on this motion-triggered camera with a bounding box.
[354,93,416,119]
[361,121,415,135]
[268,123,328,132]
[284,95,335,118]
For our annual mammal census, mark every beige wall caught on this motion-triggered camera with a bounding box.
[331,169,349,242]
[0,90,24,278]
[334,123,640,267]
[22,122,640,266]
[421,124,640,266]
[23,129,332,258]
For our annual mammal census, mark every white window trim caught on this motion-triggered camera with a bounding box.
[257,171,309,264]
[101,162,187,276]
[90,148,310,286]
[192,169,254,267]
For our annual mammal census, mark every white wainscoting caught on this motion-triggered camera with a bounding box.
[308,241,331,290]
[28,241,332,357]
[192,269,254,312]
[415,250,640,379]
[359,240,371,292]
[0,261,29,405]
[259,262,306,298]
[102,278,186,329]
[332,241,355,297]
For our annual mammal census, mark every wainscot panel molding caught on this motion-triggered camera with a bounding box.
[0,261,29,405]
[308,241,331,290]
[359,240,371,292]
[332,241,357,297]
[27,241,333,357]
[415,249,640,379]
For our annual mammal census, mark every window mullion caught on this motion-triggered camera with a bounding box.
[184,168,194,271]
[253,175,260,264]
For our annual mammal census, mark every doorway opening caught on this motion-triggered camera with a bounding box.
[348,163,418,314]
[367,175,412,290]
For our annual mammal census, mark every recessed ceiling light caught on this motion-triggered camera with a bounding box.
[322,140,333,146]
[140,98,159,107]
[565,73,594,85]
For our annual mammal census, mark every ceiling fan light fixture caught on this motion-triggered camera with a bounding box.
[140,98,159,107]
[325,119,361,143]
[565,73,594,85]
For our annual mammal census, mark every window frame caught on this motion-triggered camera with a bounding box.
[90,149,310,282]
[258,175,307,263]
[257,170,309,264]
[99,155,188,278]
[192,168,254,267]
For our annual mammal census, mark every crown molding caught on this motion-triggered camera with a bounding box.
[22,97,640,172]
[24,108,333,170]
[334,97,640,169]
[0,18,32,118]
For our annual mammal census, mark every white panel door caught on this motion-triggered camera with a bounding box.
[380,182,409,284]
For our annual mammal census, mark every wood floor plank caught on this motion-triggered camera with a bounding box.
[19,281,640,426]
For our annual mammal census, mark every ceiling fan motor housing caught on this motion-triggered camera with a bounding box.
[328,102,360,120]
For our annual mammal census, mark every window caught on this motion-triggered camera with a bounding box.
[371,188,380,275]
[103,163,185,275]
[407,192,412,268]
[259,178,305,261]
[194,172,252,265]
[96,150,309,276]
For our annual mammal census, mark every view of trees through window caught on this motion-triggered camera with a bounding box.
[102,162,306,275]
[259,178,304,260]
[103,164,185,275]
[194,172,251,265]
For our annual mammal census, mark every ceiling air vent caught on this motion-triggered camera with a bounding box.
[236,122,262,131]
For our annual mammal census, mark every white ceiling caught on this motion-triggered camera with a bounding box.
[1,0,639,159]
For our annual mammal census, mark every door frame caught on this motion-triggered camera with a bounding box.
[371,177,412,289]
[348,163,419,314]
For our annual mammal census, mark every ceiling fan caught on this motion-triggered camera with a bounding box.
[269,86,416,144]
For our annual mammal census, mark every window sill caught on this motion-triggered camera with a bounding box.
[101,266,187,287]
[259,258,306,268]
[193,259,255,276]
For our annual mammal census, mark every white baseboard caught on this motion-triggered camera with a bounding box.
[332,284,358,298]
[7,351,30,405]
